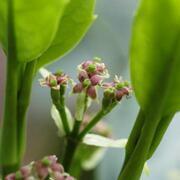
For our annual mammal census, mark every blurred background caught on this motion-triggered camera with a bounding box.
[1,0,180,179]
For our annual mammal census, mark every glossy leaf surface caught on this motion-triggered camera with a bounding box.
[0,0,68,62]
[130,0,180,115]
[36,0,96,68]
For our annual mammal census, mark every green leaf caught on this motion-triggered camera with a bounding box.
[130,0,180,116]
[51,105,73,136]
[0,0,68,62]
[36,0,96,69]
[83,134,127,148]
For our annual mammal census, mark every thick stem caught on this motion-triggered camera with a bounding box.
[1,0,21,175]
[78,109,105,140]
[17,60,36,161]
[118,109,162,180]
[78,101,117,140]
[51,88,70,135]
[62,93,89,171]
[63,137,79,172]
[147,113,174,159]
[122,110,145,170]
[1,60,20,176]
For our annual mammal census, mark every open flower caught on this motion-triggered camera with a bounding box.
[40,70,69,90]
[73,58,109,99]
[102,75,132,102]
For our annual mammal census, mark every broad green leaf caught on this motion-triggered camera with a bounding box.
[130,0,180,116]
[36,0,96,69]
[83,134,127,148]
[51,105,73,136]
[0,0,68,62]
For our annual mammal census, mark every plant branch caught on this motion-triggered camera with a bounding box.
[17,60,37,161]
[118,109,161,180]
[122,109,145,170]
[51,88,70,135]
[78,101,117,140]
[1,0,21,176]
[147,113,174,159]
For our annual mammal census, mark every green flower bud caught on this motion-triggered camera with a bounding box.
[15,171,23,179]
[104,88,115,99]
[124,80,130,87]
[42,157,51,166]
[49,79,58,87]
[83,79,91,88]
[54,70,63,76]
[115,82,124,90]
[87,64,96,73]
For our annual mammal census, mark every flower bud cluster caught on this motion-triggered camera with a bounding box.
[103,76,132,102]
[5,155,74,180]
[73,59,109,99]
[40,71,69,90]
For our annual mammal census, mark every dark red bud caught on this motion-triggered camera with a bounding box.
[121,88,130,95]
[90,75,102,86]
[115,90,124,101]
[73,83,83,93]
[20,166,31,178]
[5,174,16,180]
[87,86,97,99]
[82,61,92,69]
[51,163,64,173]
[78,71,88,82]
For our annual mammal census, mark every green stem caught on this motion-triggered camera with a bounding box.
[62,93,89,171]
[63,137,79,172]
[78,109,105,140]
[1,60,20,176]
[51,88,70,135]
[1,0,21,175]
[147,113,174,159]
[122,109,145,170]
[118,108,162,180]
[78,101,117,140]
[17,60,37,161]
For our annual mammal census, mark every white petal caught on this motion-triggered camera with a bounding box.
[83,134,127,148]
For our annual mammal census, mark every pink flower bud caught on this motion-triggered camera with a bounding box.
[78,71,88,82]
[5,174,16,180]
[48,155,58,165]
[73,83,83,93]
[115,90,124,101]
[51,163,64,173]
[81,60,92,69]
[121,87,130,96]
[65,176,75,180]
[20,165,31,178]
[53,172,64,180]
[87,86,97,99]
[56,75,69,85]
[90,75,102,86]
[35,161,49,179]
